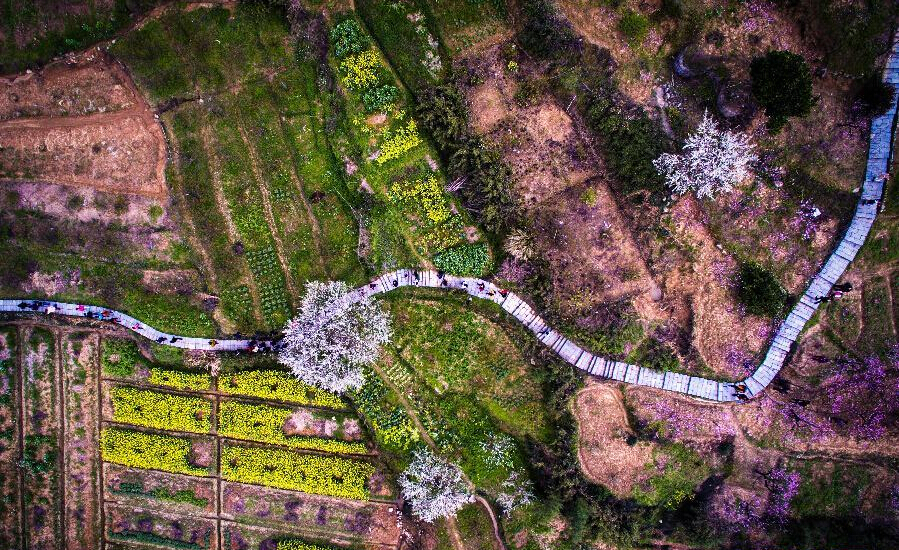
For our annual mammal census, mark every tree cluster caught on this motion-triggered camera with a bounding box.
[416,84,516,235]
[750,50,815,133]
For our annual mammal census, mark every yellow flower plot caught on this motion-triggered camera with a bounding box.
[340,50,382,90]
[221,444,375,500]
[389,175,452,224]
[110,386,211,434]
[377,119,422,165]
[218,400,368,454]
[219,369,346,409]
[100,427,208,476]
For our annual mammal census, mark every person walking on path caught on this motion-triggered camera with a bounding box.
[813,295,833,304]
[833,282,853,293]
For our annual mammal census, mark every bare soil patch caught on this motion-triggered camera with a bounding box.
[0,49,166,198]
[0,51,136,120]
[0,112,166,196]
[572,382,655,497]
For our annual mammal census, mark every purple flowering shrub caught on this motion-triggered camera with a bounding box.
[819,348,899,441]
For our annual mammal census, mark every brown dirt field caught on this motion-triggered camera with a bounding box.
[0,50,166,198]
[0,51,136,120]
[0,112,166,196]
[465,44,666,326]
[572,382,655,497]
[222,480,401,546]
[660,196,771,378]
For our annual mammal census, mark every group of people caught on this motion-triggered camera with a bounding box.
[813,282,854,304]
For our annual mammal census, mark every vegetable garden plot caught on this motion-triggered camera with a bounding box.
[220,480,400,546]
[105,503,217,550]
[101,337,213,392]
[62,333,101,550]
[104,463,216,514]
[271,67,366,286]
[0,327,21,548]
[228,84,326,289]
[21,327,63,550]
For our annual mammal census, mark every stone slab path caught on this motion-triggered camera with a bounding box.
[3,40,899,403]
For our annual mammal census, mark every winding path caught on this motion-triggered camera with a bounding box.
[4,41,899,404]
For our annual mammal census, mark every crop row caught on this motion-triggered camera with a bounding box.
[100,427,208,476]
[110,386,211,434]
[218,401,367,454]
[220,443,374,500]
[219,369,346,409]
[147,367,212,391]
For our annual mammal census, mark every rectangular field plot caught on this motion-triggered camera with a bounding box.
[218,400,368,454]
[105,503,217,550]
[101,427,215,477]
[221,481,400,547]
[0,325,399,549]
[218,369,347,410]
[62,333,102,550]
[0,327,21,548]
[220,443,377,500]
[21,327,63,550]
[102,382,214,434]
[104,463,216,515]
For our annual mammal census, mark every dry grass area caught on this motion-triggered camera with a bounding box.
[572,382,655,496]
[464,44,667,328]
[0,51,165,197]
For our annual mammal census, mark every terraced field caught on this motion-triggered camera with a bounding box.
[0,324,400,550]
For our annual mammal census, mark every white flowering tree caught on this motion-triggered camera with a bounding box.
[399,448,473,522]
[653,111,756,199]
[279,281,390,394]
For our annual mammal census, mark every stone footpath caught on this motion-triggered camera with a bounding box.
[3,40,899,403]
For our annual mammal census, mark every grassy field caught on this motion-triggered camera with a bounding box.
[0,0,162,74]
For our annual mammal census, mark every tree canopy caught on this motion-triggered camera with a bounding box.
[279,281,391,394]
[750,50,815,133]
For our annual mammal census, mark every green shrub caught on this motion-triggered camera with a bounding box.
[362,84,399,113]
[585,96,665,196]
[102,339,142,377]
[618,9,649,46]
[433,243,493,276]
[750,50,815,133]
[855,73,893,117]
[735,262,788,317]
[519,0,577,59]
[330,19,369,58]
